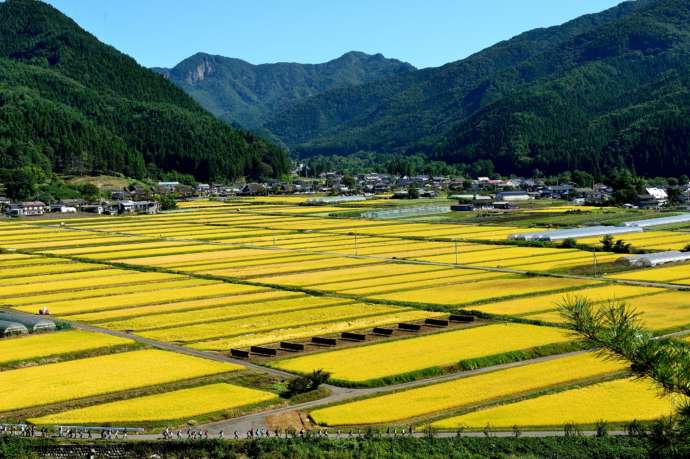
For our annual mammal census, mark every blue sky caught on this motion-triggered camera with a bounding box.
[45,0,622,69]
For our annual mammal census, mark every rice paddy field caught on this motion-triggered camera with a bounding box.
[1,199,690,431]
[430,378,680,429]
[0,350,241,412]
[29,383,278,425]
[270,323,573,384]
[309,353,627,426]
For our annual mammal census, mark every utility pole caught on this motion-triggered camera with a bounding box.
[592,250,599,277]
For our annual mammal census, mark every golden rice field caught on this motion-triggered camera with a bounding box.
[67,290,302,323]
[310,353,627,426]
[525,290,690,330]
[189,308,437,351]
[0,330,132,365]
[7,278,208,306]
[0,271,179,298]
[271,323,572,383]
[138,302,411,343]
[368,276,597,306]
[29,383,277,425]
[0,350,241,412]
[431,378,680,429]
[0,268,146,287]
[0,262,110,279]
[253,263,445,287]
[609,263,690,283]
[12,282,265,316]
[5,202,688,430]
[471,284,664,316]
[101,296,348,331]
[176,200,230,208]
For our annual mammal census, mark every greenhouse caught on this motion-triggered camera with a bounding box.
[622,213,690,228]
[0,320,28,337]
[619,251,690,268]
[307,196,368,204]
[363,205,451,219]
[0,312,55,333]
[509,226,642,242]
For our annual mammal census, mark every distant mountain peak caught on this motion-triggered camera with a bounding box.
[154,51,415,128]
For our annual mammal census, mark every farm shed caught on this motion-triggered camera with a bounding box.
[0,320,28,337]
[509,226,642,242]
[618,251,690,268]
[0,312,55,333]
[622,213,690,228]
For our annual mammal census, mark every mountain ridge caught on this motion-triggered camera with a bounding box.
[0,0,288,186]
[154,51,415,128]
[263,0,653,157]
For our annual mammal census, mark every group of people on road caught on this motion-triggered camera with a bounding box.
[158,426,417,441]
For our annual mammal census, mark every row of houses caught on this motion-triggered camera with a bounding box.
[2,200,160,217]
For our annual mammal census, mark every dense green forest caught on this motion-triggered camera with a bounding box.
[258,0,690,179]
[0,0,288,197]
[154,51,415,129]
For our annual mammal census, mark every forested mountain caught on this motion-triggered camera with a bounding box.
[154,52,415,129]
[0,0,288,185]
[260,0,690,178]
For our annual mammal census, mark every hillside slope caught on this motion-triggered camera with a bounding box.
[0,0,288,182]
[437,0,690,176]
[154,51,415,128]
[260,0,690,179]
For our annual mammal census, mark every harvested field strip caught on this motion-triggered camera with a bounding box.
[369,277,598,307]
[471,285,667,316]
[0,272,181,298]
[309,353,627,426]
[0,330,133,365]
[29,383,278,425]
[68,291,303,323]
[189,309,437,351]
[102,297,349,331]
[5,278,204,306]
[431,378,680,429]
[271,323,573,383]
[0,350,242,412]
[15,283,265,316]
[139,302,407,343]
